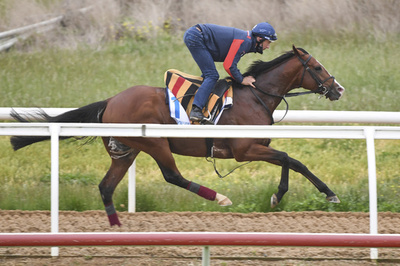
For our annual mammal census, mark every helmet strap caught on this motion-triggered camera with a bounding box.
[255,41,263,54]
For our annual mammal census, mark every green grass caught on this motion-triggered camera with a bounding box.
[0,33,399,213]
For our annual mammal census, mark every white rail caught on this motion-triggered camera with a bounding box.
[1,122,399,139]
[1,108,400,124]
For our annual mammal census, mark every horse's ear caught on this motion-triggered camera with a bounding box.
[292,45,299,56]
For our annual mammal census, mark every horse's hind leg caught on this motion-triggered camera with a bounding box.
[155,162,231,206]
[99,137,138,226]
[124,138,232,207]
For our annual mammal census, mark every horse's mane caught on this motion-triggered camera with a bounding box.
[243,48,308,77]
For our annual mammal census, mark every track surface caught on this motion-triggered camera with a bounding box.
[1,210,399,265]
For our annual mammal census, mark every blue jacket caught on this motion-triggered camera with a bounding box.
[197,24,257,83]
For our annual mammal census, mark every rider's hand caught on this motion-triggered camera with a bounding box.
[241,76,256,88]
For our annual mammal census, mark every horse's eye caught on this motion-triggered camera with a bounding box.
[315,66,322,71]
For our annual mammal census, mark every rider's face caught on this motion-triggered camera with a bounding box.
[256,37,272,50]
[262,39,271,50]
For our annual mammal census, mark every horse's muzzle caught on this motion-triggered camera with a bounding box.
[327,83,345,101]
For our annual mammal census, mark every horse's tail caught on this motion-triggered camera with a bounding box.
[10,100,108,151]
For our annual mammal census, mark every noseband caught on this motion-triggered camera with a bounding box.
[250,52,336,124]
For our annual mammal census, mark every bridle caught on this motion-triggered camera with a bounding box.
[296,53,336,98]
[250,52,336,124]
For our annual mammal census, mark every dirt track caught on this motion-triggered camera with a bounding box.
[0,210,399,265]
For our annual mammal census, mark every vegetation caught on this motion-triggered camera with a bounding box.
[0,0,399,213]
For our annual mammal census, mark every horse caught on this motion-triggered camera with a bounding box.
[10,45,345,226]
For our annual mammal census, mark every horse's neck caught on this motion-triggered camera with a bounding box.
[254,62,302,112]
[261,62,301,96]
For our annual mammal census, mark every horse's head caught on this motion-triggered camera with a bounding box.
[293,45,345,101]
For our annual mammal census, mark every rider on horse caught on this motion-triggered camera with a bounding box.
[184,22,277,123]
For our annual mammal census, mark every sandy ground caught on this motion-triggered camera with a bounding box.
[0,210,399,265]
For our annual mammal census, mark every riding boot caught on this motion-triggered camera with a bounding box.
[189,105,205,122]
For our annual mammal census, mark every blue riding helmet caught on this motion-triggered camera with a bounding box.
[252,22,277,42]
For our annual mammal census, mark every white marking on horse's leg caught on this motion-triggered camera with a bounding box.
[326,195,341,203]
[216,193,232,206]
[271,193,279,208]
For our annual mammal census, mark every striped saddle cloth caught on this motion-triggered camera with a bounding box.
[164,69,233,124]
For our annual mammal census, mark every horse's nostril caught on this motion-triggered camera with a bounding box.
[338,87,345,93]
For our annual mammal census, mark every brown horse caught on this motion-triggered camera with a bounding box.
[10,46,345,226]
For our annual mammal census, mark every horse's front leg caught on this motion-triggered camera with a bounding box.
[232,142,292,207]
[269,155,340,208]
[265,151,340,207]
[232,141,339,208]
[287,156,340,204]
[270,151,290,208]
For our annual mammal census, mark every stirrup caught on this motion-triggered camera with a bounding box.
[201,117,213,125]
[200,109,213,125]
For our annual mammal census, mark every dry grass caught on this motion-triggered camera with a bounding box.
[0,0,399,50]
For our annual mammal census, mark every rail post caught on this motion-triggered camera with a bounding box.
[202,246,211,266]
[50,124,60,256]
[364,128,378,260]
[128,161,136,213]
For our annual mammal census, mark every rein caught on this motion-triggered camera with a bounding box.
[206,157,252,178]
[250,53,336,124]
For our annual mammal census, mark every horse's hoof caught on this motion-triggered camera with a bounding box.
[271,194,279,208]
[326,195,341,204]
[216,193,232,206]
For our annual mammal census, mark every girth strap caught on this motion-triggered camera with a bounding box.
[206,138,213,158]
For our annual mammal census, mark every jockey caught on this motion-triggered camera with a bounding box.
[184,22,277,123]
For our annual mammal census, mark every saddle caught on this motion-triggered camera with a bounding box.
[164,69,233,124]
